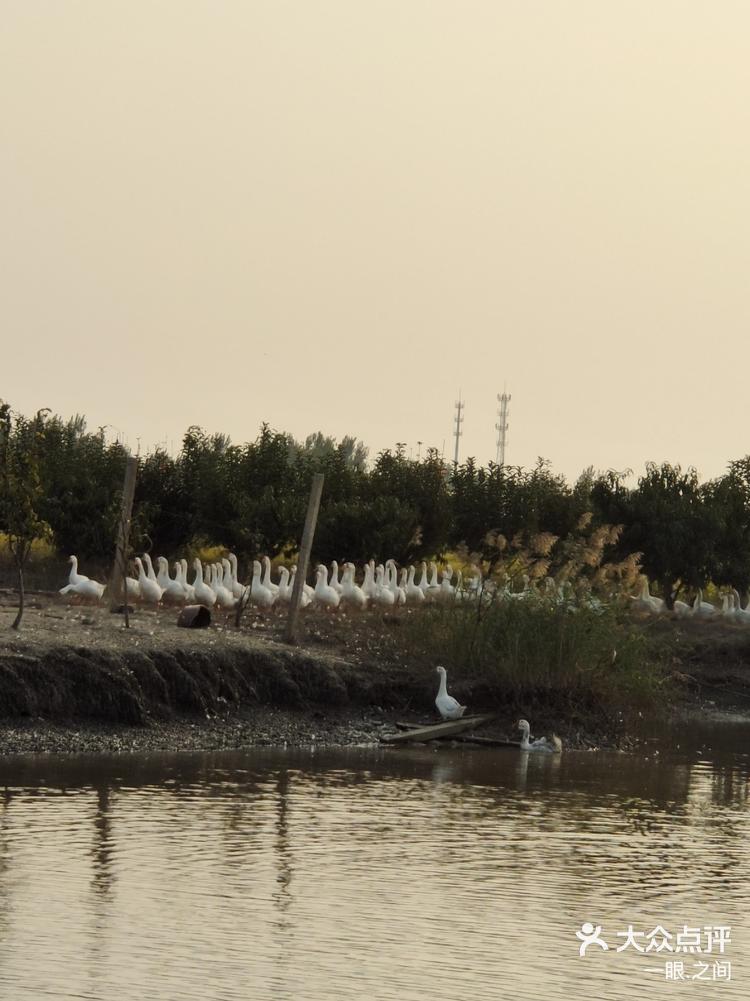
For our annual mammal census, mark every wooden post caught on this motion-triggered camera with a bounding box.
[109,456,138,621]
[284,473,324,645]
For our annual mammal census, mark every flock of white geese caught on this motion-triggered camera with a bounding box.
[60,556,747,622]
[59,554,487,610]
[632,578,750,622]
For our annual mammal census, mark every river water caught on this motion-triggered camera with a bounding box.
[0,719,747,1000]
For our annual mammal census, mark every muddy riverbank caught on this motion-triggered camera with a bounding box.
[1,593,750,755]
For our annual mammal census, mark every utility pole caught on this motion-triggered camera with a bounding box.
[495,390,511,466]
[453,394,464,467]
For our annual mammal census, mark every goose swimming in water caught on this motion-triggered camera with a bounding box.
[517,718,562,754]
[434,666,467,720]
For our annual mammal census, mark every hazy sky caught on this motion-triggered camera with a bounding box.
[2,2,749,481]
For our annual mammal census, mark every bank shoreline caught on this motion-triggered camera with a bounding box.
[1,598,750,756]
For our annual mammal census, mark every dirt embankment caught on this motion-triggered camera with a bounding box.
[2,593,750,755]
[0,595,436,751]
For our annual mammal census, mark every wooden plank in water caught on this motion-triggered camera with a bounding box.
[381,714,496,744]
[448,734,521,748]
[393,720,520,748]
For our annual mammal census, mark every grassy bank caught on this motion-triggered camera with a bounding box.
[399,598,669,724]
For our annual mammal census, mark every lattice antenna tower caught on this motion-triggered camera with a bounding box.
[495,390,511,466]
[453,393,464,467]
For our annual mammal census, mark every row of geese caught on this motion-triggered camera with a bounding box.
[60,554,489,610]
[632,579,750,622]
[62,556,744,622]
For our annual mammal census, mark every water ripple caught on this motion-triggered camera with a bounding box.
[0,741,746,1000]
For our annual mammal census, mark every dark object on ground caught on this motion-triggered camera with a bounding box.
[111,605,135,615]
[177,605,212,629]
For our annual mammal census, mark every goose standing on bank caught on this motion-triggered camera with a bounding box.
[732,589,750,624]
[632,578,664,615]
[276,566,292,602]
[405,565,426,604]
[227,553,245,600]
[329,561,344,595]
[134,557,163,606]
[692,588,716,619]
[313,564,340,609]
[192,559,217,607]
[65,555,90,586]
[157,557,187,604]
[249,560,275,610]
[340,562,368,609]
[434,665,467,720]
[59,577,106,602]
[517,719,563,754]
[212,563,237,609]
[261,556,280,597]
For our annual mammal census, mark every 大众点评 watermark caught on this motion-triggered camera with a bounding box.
[575,923,732,982]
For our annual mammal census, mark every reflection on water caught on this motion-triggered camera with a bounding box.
[0,721,748,1000]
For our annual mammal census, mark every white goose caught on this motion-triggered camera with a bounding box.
[632,578,664,615]
[249,560,275,609]
[405,565,426,604]
[212,563,237,609]
[361,561,377,600]
[329,560,344,595]
[518,718,562,754]
[386,560,406,605]
[340,562,368,609]
[434,665,467,720]
[373,565,396,607]
[192,559,217,607]
[261,556,280,597]
[134,557,163,605]
[313,564,340,609]
[142,553,158,583]
[59,577,106,602]
[732,589,750,624]
[178,559,196,603]
[276,566,292,602]
[692,588,716,619]
[228,553,246,600]
[66,555,90,586]
[157,557,187,604]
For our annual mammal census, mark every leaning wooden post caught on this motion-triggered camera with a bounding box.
[109,455,138,624]
[284,473,324,645]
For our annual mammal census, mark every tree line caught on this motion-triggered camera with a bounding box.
[3,402,750,606]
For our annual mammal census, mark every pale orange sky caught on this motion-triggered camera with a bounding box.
[2,2,749,480]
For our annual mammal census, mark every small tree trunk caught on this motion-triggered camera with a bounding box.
[662,578,675,611]
[234,584,251,628]
[11,561,25,630]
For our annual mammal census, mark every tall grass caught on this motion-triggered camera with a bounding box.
[402,520,668,716]
[402,597,666,713]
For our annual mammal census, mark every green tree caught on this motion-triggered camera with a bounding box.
[0,404,51,628]
[620,462,715,607]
